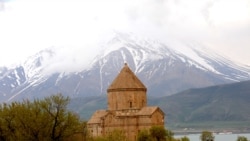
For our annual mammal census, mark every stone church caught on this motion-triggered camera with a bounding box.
[87,63,165,141]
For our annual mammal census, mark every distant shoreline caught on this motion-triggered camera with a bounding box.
[173,129,250,135]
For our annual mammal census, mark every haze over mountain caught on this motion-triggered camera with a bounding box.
[0,32,250,103]
[1,0,250,66]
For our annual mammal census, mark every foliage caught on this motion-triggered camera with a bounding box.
[80,121,90,141]
[200,131,214,141]
[88,126,184,141]
[91,129,126,141]
[137,126,186,141]
[149,126,175,141]
[174,136,190,141]
[237,136,248,141]
[149,126,167,141]
[179,136,190,141]
[165,128,175,141]
[0,94,81,141]
[106,129,126,141]
[137,129,152,141]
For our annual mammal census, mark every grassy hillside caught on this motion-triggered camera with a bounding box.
[154,80,250,129]
[69,80,250,129]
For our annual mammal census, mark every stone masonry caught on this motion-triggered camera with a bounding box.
[87,63,165,141]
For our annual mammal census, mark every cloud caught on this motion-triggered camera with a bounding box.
[0,0,11,11]
[0,0,249,68]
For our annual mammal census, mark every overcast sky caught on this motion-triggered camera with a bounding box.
[0,0,249,68]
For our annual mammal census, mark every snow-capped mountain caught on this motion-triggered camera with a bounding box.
[0,32,250,102]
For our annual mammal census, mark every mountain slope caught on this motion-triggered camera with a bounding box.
[0,32,250,102]
[155,80,250,127]
[68,80,250,128]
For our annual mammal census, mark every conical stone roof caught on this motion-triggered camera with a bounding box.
[107,63,147,92]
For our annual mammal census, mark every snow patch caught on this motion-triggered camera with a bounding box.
[55,72,65,86]
[74,81,81,95]
[178,56,186,63]
[120,50,127,62]
[14,70,21,85]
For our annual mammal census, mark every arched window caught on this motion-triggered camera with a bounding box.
[130,101,132,108]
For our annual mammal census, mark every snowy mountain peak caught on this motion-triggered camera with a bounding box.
[0,32,250,102]
[22,47,56,79]
[93,32,250,78]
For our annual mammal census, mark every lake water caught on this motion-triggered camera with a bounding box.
[175,133,250,141]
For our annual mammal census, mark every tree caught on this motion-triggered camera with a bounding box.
[149,126,175,141]
[165,128,175,141]
[0,102,20,141]
[13,100,51,140]
[173,136,190,141]
[0,94,81,141]
[200,131,214,141]
[180,136,190,141]
[106,129,126,141]
[237,136,248,141]
[137,129,152,141]
[78,121,89,141]
[40,94,80,141]
[90,129,126,141]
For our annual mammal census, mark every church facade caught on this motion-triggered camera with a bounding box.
[87,63,165,141]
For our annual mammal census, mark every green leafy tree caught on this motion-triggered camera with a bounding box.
[150,126,167,141]
[0,94,81,141]
[0,103,8,141]
[137,129,152,141]
[92,136,108,141]
[165,129,174,141]
[237,136,248,141]
[91,129,126,141]
[78,121,90,141]
[0,102,20,141]
[13,100,51,140]
[40,94,80,141]
[180,136,190,141]
[200,131,214,141]
[106,129,126,141]
[150,126,174,141]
